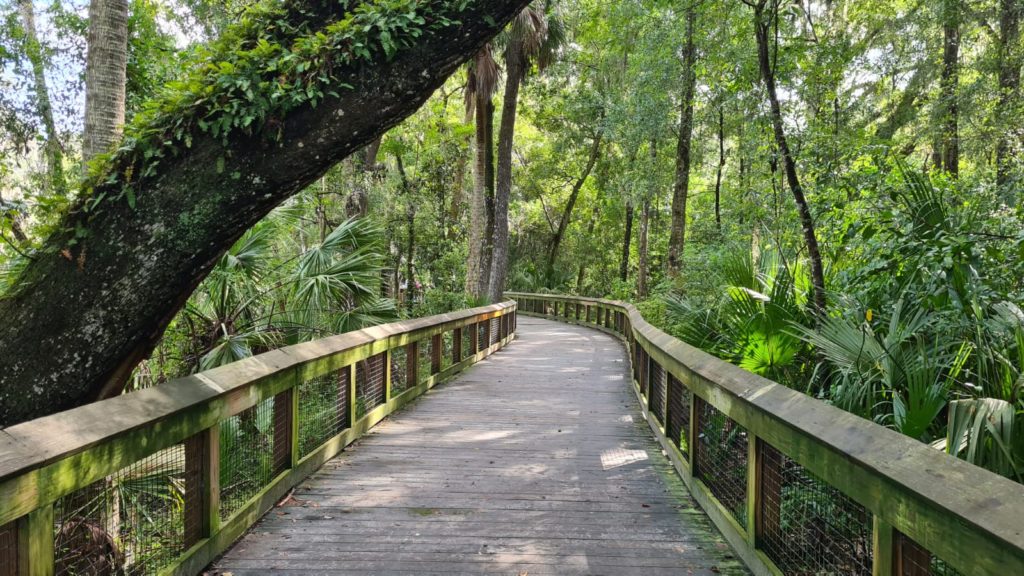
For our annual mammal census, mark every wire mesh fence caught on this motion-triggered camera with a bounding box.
[477,322,488,351]
[489,317,500,346]
[356,352,386,416]
[463,325,475,357]
[666,373,691,457]
[297,367,351,458]
[896,532,964,576]
[219,397,276,521]
[0,522,14,576]
[53,444,189,575]
[418,340,431,384]
[442,331,454,370]
[695,399,748,525]
[758,442,873,575]
[391,346,408,395]
[649,360,667,425]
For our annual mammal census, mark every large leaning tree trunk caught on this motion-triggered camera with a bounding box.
[0,0,532,427]
[83,0,129,163]
[747,0,827,318]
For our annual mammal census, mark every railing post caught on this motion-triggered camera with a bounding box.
[348,363,358,425]
[689,394,701,481]
[873,517,895,576]
[407,341,419,388]
[746,435,759,543]
[17,506,53,576]
[272,388,294,474]
[431,333,442,374]
[473,322,481,355]
[185,423,220,546]
[453,327,463,363]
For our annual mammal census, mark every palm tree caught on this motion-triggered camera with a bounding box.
[464,45,499,301]
[488,2,562,301]
[83,0,129,164]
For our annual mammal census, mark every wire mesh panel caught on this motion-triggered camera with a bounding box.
[447,330,456,363]
[758,442,873,575]
[356,352,386,415]
[298,367,351,458]
[54,444,190,575]
[895,532,964,576]
[666,373,691,456]
[489,317,500,345]
[649,360,667,425]
[0,521,13,576]
[463,325,475,356]
[391,347,408,395]
[695,399,749,524]
[418,340,431,384]
[219,397,276,521]
[477,322,488,351]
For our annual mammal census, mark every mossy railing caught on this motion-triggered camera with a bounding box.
[508,292,1024,576]
[0,302,517,576]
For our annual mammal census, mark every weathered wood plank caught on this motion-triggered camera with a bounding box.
[509,292,1024,576]
[213,317,744,575]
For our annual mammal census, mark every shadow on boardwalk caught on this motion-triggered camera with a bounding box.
[212,316,748,575]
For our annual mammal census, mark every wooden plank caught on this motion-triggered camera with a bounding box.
[213,317,745,575]
[507,293,1024,576]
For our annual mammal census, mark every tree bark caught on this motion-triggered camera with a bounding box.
[466,95,495,300]
[637,199,650,298]
[939,0,960,177]
[751,0,827,318]
[619,200,634,282]
[996,0,1022,189]
[0,0,531,427]
[488,45,525,302]
[18,0,67,198]
[714,107,725,231]
[545,131,603,283]
[667,3,697,277]
[83,0,129,164]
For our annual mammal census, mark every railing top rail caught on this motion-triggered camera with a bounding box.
[507,292,1024,570]
[0,301,515,485]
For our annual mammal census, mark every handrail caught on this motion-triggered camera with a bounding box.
[0,301,517,575]
[507,291,1024,576]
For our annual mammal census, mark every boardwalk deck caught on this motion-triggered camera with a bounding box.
[211,316,748,575]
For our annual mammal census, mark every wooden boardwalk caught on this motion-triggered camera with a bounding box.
[212,316,747,575]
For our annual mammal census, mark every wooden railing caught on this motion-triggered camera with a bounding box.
[508,292,1024,576]
[0,302,517,576]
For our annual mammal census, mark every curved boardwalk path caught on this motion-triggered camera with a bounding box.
[212,316,747,575]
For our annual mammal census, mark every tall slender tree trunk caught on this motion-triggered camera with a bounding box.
[18,0,67,198]
[667,4,697,277]
[939,0,960,177]
[83,0,129,164]
[714,107,725,231]
[996,0,1022,189]
[751,0,827,317]
[637,199,650,298]
[488,47,525,302]
[396,155,416,310]
[466,96,495,299]
[546,131,603,283]
[620,201,634,281]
